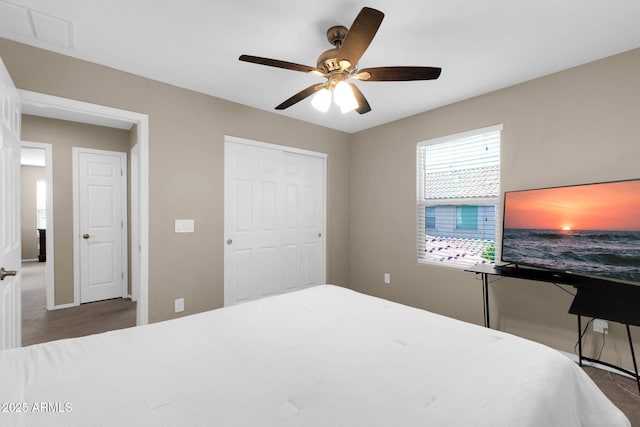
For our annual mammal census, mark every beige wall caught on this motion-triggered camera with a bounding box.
[21,115,132,304]
[0,37,351,322]
[349,48,640,371]
[21,165,45,260]
[4,35,638,371]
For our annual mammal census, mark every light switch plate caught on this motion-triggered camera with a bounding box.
[175,219,194,233]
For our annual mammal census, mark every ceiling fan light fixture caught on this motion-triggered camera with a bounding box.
[311,87,331,112]
[334,80,358,113]
[339,96,358,114]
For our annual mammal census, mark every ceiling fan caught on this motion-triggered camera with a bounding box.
[239,7,442,114]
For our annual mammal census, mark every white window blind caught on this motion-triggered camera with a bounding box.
[416,124,502,267]
[36,179,46,229]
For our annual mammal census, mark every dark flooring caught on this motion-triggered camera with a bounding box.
[21,261,136,346]
[19,262,639,424]
[583,366,640,426]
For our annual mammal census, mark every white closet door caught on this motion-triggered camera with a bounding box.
[224,138,325,307]
[282,152,324,292]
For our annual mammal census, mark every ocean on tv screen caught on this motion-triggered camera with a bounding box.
[501,228,640,283]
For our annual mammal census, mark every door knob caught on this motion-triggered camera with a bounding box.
[0,267,17,281]
[226,239,233,245]
[83,233,90,239]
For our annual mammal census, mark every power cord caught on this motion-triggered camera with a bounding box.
[574,318,594,356]
[597,329,606,360]
[552,282,576,297]
[573,318,607,360]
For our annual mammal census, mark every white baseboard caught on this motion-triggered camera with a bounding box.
[560,350,635,380]
[50,302,77,311]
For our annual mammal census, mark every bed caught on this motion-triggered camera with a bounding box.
[0,285,630,426]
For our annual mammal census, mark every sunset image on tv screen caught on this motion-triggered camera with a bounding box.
[501,180,640,283]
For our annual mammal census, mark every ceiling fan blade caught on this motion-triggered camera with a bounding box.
[355,66,442,81]
[337,7,384,69]
[349,83,371,114]
[275,83,326,110]
[239,55,325,76]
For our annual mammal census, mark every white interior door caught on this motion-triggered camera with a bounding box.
[74,148,127,303]
[0,57,22,350]
[224,137,326,306]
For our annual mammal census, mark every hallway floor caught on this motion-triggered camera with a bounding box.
[21,261,136,346]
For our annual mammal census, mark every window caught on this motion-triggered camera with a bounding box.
[36,179,46,229]
[425,206,436,229]
[456,206,478,230]
[416,124,502,268]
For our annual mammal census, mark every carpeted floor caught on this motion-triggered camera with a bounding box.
[19,262,639,424]
[21,261,136,346]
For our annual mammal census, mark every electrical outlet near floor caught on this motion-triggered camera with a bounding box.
[593,318,608,334]
[384,273,391,285]
[174,298,185,313]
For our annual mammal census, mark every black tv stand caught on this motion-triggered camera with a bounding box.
[465,264,640,394]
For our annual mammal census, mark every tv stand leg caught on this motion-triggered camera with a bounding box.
[625,324,640,395]
[481,273,490,328]
[577,315,583,367]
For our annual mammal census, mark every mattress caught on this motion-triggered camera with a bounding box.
[0,285,630,426]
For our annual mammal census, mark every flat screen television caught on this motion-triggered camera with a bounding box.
[501,179,640,283]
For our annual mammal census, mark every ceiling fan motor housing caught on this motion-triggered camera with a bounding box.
[317,26,349,74]
[317,48,341,73]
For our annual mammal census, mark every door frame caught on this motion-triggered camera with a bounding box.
[72,147,128,303]
[20,141,55,310]
[223,135,327,306]
[19,89,150,326]
[130,143,140,302]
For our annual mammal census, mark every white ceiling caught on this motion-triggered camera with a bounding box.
[1,0,640,134]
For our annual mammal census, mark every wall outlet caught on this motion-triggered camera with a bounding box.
[384,273,391,285]
[593,318,608,334]
[174,298,185,313]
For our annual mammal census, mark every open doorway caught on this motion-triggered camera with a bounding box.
[18,90,149,337]
[20,143,54,324]
[20,142,53,300]
[20,139,137,345]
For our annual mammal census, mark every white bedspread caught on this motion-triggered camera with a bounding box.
[0,285,630,426]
